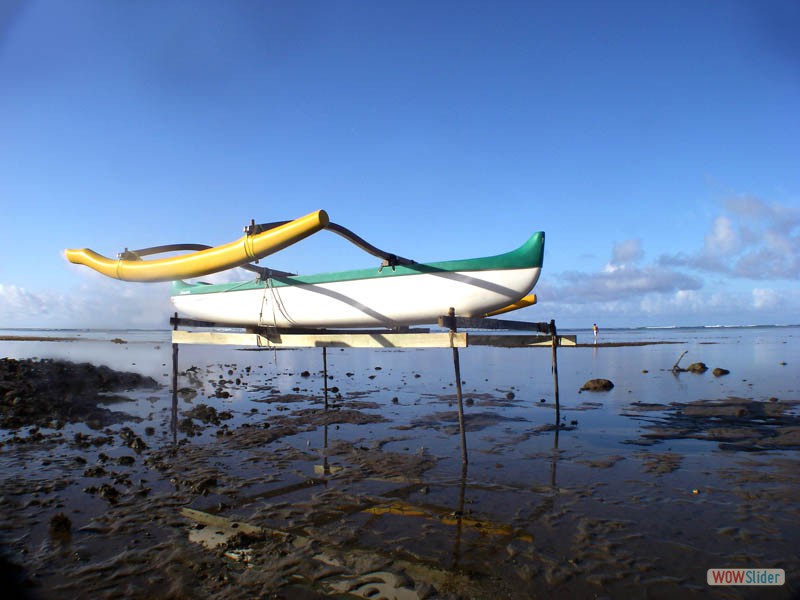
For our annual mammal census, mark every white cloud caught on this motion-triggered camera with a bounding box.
[536,201,800,326]
[544,260,702,305]
[705,216,737,255]
[661,196,800,279]
[0,279,171,329]
[752,288,780,309]
[610,238,644,266]
[536,284,800,328]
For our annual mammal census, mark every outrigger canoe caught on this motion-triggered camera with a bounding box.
[170,232,544,328]
[65,210,544,328]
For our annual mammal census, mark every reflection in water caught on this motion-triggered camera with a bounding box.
[550,421,559,488]
[171,342,179,445]
[452,462,468,568]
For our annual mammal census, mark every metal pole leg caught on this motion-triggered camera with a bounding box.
[449,308,468,465]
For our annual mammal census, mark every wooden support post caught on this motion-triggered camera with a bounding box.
[448,307,468,465]
[549,319,561,432]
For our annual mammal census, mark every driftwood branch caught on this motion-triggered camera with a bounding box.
[671,350,688,372]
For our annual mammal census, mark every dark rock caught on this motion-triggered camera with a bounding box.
[97,484,120,503]
[192,477,217,495]
[712,367,730,377]
[183,404,233,426]
[687,362,708,373]
[49,513,72,536]
[177,387,197,400]
[0,358,157,429]
[580,379,614,392]
[83,466,106,477]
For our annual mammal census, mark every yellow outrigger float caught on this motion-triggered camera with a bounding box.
[65,210,329,283]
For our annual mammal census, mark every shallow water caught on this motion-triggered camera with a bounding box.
[1,326,798,598]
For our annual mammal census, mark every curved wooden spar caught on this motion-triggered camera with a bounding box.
[65,210,329,282]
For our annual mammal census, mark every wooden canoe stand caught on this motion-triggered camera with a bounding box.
[170,312,576,465]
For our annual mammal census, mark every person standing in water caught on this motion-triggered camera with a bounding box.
[592,323,598,344]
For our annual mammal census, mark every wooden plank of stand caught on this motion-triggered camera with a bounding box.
[438,315,550,333]
[169,316,429,335]
[172,329,467,349]
[469,334,577,347]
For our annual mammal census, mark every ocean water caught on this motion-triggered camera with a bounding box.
[1,325,798,598]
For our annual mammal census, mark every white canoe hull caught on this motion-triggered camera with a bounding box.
[171,266,541,328]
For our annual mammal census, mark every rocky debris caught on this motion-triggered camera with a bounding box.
[73,432,114,449]
[191,477,217,495]
[577,455,626,469]
[289,407,387,427]
[178,417,204,437]
[627,397,800,450]
[409,411,522,434]
[640,452,682,475]
[83,482,121,503]
[177,387,198,401]
[49,512,72,538]
[118,426,149,452]
[580,379,614,392]
[626,402,669,412]
[672,355,727,376]
[0,358,158,429]
[83,466,107,478]
[183,403,234,426]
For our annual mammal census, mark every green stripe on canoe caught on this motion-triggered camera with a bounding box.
[171,231,544,296]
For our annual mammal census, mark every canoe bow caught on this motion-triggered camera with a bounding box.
[65,210,329,282]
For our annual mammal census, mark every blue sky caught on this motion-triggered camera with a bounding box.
[1,1,798,329]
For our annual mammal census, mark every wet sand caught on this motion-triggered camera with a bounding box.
[1,328,798,598]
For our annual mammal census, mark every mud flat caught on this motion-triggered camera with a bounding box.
[1,326,799,599]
